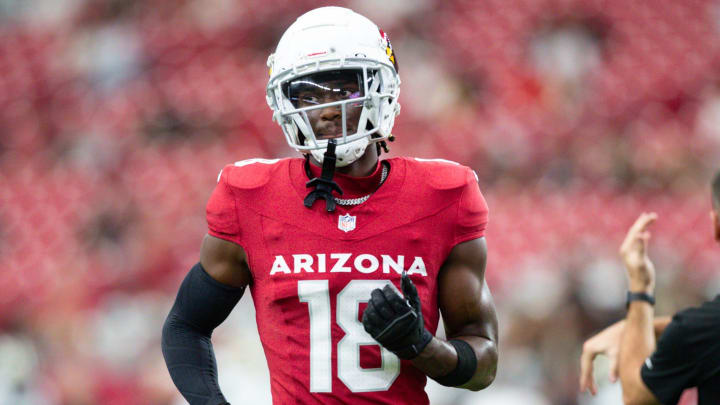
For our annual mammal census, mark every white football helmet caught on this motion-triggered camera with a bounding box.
[266,7,401,167]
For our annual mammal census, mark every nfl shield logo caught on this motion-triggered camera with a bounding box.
[338,214,356,232]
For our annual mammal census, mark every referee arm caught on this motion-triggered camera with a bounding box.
[617,213,662,405]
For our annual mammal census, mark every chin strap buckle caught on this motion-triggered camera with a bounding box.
[304,140,343,212]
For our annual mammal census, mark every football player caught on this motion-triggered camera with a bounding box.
[162,7,498,405]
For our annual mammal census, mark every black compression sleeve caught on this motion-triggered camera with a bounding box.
[161,262,245,405]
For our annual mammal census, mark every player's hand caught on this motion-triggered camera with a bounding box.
[579,319,626,395]
[362,272,433,360]
[619,212,657,293]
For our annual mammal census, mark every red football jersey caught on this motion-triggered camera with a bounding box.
[206,157,488,405]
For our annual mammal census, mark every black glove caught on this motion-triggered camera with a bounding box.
[362,272,433,359]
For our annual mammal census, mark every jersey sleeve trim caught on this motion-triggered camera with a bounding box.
[453,231,486,246]
[206,166,244,246]
[207,228,242,245]
[452,167,488,245]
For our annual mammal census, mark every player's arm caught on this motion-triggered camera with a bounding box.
[200,234,253,288]
[420,236,498,391]
[161,234,252,405]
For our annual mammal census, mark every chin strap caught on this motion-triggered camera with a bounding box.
[304,139,343,212]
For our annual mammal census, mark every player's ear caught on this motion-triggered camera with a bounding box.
[712,210,720,242]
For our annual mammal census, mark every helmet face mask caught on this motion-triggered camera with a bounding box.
[266,7,401,167]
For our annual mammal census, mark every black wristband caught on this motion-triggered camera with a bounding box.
[626,291,655,308]
[433,339,477,387]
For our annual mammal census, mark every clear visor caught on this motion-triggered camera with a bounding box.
[283,70,370,143]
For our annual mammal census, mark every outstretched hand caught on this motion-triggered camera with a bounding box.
[580,213,659,395]
[619,212,658,292]
[579,320,626,395]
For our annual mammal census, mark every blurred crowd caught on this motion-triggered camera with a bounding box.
[2,0,720,404]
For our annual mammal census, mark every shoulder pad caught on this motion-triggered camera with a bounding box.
[408,157,476,190]
[217,158,288,190]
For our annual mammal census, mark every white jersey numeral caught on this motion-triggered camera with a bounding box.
[298,280,401,393]
[298,280,333,392]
